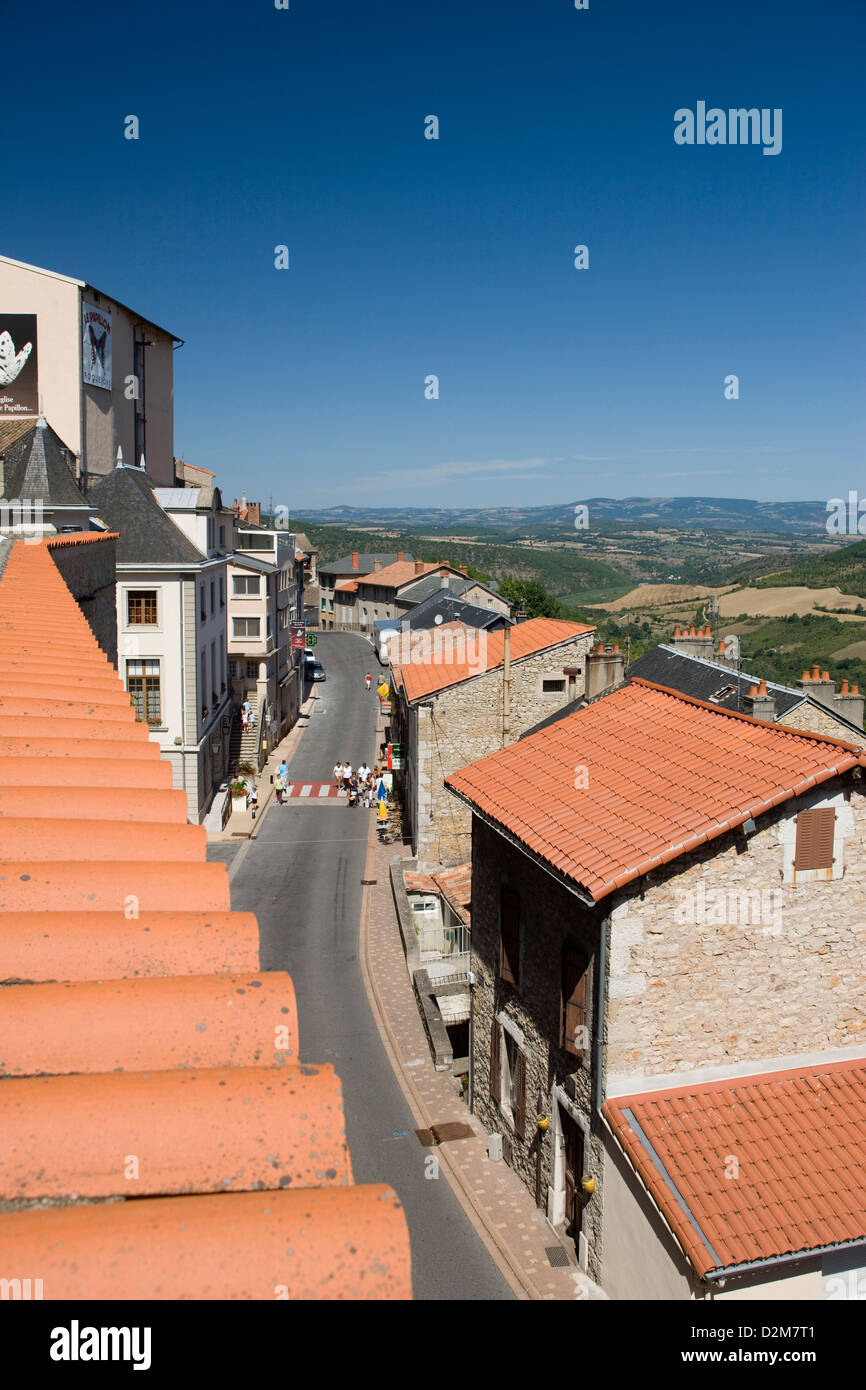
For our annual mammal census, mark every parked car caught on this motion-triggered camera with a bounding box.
[308,660,326,682]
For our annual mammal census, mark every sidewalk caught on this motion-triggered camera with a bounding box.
[207,691,320,842]
[359,716,606,1302]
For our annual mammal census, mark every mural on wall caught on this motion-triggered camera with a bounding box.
[82,301,112,391]
[0,313,38,414]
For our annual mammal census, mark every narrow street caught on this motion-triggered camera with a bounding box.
[227,632,513,1301]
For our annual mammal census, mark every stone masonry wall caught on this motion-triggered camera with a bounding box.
[415,632,595,869]
[470,817,608,1284]
[48,536,117,667]
[606,775,866,1085]
[777,700,861,740]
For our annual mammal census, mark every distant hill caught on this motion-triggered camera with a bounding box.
[747,539,866,597]
[293,497,830,534]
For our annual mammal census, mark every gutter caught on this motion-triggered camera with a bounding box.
[592,912,607,1118]
[701,1237,866,1284]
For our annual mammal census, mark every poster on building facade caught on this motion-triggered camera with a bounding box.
[0,312,38,415]
[82,301,112,390]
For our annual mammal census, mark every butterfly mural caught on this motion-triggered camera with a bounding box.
[88,324,107,369]
[0,330,33,386]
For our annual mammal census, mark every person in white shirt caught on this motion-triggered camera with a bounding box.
[333,761,344,789]
[342,761,353,794]
[358,762,370,785]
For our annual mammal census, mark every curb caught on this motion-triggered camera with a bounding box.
[357,719,538,1302]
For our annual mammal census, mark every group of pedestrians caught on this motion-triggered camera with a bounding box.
[333,758,387,812]
[240,698,256,734]
[273,759,290,805]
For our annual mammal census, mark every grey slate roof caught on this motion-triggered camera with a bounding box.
[319,552,414,577]
[394,570,469,605]
[627,645,804,718]
[88,467,206,566]
[0,420,88,507]
[397,591,513,632]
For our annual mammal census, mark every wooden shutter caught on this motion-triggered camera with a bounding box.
[562,945,589,1058]
[500,886,520,986]
[513,1048,526,1140]
[794,807,836,870]
[489,1020,500,1103]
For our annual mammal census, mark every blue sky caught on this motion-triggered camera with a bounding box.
[5,0,864,508]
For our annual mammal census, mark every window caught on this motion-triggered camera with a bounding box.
[127,590,157,625]
[499,886,521,987]
[246,659,258,679]
[233,617,261,639]
[219,525,226,547]
[794,808,835,871]
[542,678,566,693]
[561,945,590,1058]
[219,577,225,608]
[127,659,161,723]
[490,1023,526,1138]
[233,575,261,596]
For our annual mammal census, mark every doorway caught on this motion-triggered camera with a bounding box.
[562,1108,585,1243]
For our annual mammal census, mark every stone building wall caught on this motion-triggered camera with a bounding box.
[777,700,862,740]
[469,817,608,1284]
[606,774,866,1086]
[413,632,595,869]
[48,534,117,666]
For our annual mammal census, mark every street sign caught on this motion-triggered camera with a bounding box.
[305,633,317,647]
[290,621,306,651]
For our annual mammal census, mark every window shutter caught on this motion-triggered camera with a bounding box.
[794,807,836,871]
[513,1049,526,1140]
[562,946,589,1058]
[489,1021,500,1103]
[500,886,520,986]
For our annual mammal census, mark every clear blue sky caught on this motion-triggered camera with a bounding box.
[5,0,864,508]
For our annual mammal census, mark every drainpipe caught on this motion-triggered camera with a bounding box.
[592,912,608,1118]
[178,577,188,807]
[502,625,511,744]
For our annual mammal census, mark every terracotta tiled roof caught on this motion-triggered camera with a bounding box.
[0,538,411,1299]
[446,679,866,902]
[396,617,595,702]
[404,864,471,925]
[335,579,358,593]
[358,560,439,590]
[604,1057,866,1277]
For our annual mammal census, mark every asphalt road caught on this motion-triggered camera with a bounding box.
[227,632,513,1301]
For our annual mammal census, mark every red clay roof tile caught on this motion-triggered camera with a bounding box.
[446,679,866,901]
[0,539,411,1298]
[396,617,595,702]
[604,1056,866,1277]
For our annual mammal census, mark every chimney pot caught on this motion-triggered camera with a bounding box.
[613,642,620,653]
[674,624,681,639]
[689,625,696,637]
[812,663,820,679]
[748,686,759,698]
[801,670,811,682]
[397,551,404,562]
[853,685,860,695]
[822,670,830,682]
[758,679,768,696]
[841,679,850,695]
[718,640,726,654]
[414,560,424,575]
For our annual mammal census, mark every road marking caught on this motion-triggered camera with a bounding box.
[300,784,312,797]
[318,784,332,797]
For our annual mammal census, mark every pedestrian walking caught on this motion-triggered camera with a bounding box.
[348,772,359,808]
[358,761,370,785]
[274,774,284,805]
[333,760,344,791]
[278,759,289,785]
[242,698,251,721]
[365,673,372,691]
[342,760,353,794]
[241,708,249,733]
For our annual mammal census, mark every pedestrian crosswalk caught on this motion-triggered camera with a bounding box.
[281,781,343,800]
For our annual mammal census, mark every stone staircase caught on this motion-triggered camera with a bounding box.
[228,694,263,772]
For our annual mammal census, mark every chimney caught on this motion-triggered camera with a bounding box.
[743,677,775,723]
[459,567,468,577]
[352,552,359,570]
[670,623,714,661]
[373,557,383,572]
[397,551,404,562]
[439,565,450,577]
[414,560,424,575]
[797,663,837,712]
[835,679,865,729]
[585,642,626,700]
